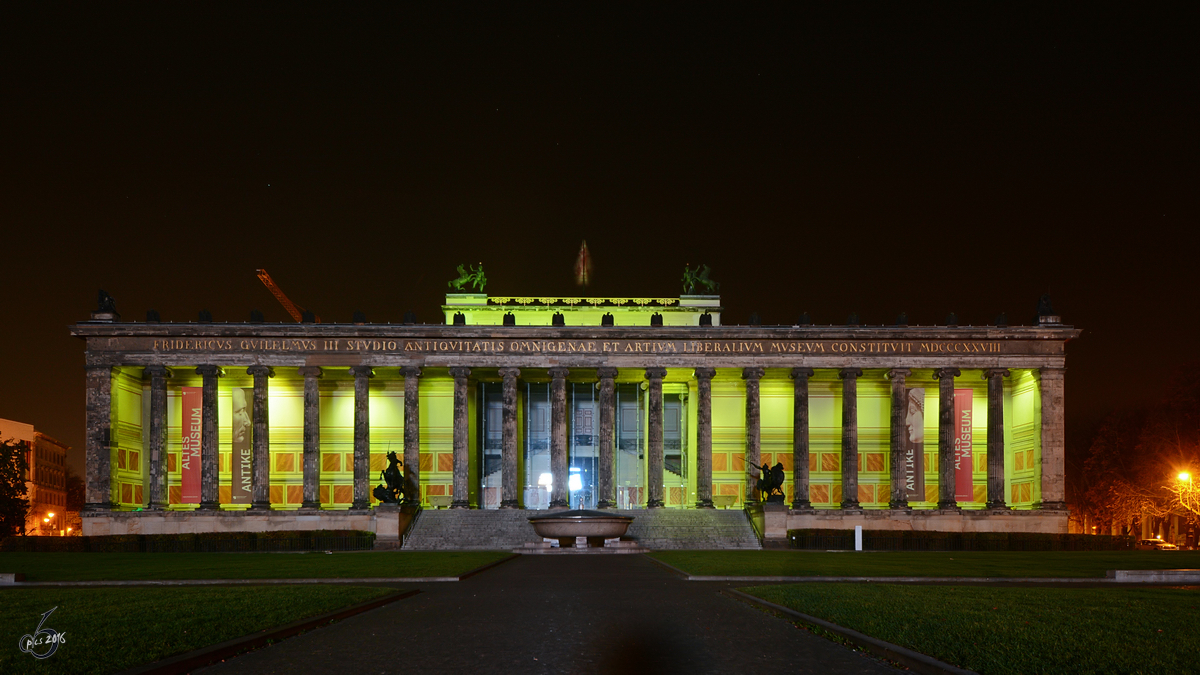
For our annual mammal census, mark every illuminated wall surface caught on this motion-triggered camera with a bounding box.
[105,365,1042,511]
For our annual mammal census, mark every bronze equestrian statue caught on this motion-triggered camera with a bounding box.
[754,462,786,503]
[372,451,406,504]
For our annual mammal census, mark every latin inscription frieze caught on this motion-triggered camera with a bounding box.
[112,337,1057,357]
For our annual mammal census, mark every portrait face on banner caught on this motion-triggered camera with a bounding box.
[231,388,250,445]
[904,388,926,501]
[905,388,925,445]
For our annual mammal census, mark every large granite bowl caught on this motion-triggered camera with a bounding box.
[528,509,634,548]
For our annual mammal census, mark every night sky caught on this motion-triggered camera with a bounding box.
[2,4,1196,476]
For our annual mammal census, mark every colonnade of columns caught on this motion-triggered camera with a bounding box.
[84,364,1067,513]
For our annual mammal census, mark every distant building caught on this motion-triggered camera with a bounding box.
[0,418,69,535]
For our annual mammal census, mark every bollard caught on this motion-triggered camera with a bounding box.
[855,525,863,551]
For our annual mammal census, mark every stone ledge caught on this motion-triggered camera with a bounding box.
[82,510,380,536]
[776,508,1068,538]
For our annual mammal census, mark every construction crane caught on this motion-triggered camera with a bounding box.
[255,269,320,323]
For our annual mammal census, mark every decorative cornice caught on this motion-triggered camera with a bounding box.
[485,297,681,307]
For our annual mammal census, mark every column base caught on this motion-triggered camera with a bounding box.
[696,499,715,509]
[840,499,860,510]
[352,500,370,510]
[646,499,664,508]
[449,500,470,509]
[596,500,615,510]
[250,502,272,511]
[986,501,1011,511]
[889,501,911,511]
[82,502,114,512]
[549,499,569,509]
[937,500,960,511]
[499,500,521,509]
[1035,500,1068,511]
[197,501,220,511]
[146,503,166,511]
[791,500,812,510]
[299,502,321,511]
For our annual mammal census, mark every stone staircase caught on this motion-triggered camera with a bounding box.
[616,509,761,550]
[402,508,760,551]
[402,509,545,551]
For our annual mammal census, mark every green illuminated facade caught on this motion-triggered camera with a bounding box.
[75,292,1077,537]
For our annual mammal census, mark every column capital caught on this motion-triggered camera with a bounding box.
[839,367,863,379]
[498,367,521,380]
[400,365,422,379]
[449,366,472,379]
[143,365,172,379]
[934,367,961,380]
[298,366,323,378]
[596,367,619,380]
[693,367,716,380]
[349,365,375,378]
[195,365,224,378]
[742,367,765,381]
[644,367,667,380]
[246,365,274,378]
[983,368,1010,379]
[790,367,814,379]
[548,366,570,380]
[886,368,911,380]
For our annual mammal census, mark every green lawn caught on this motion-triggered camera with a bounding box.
[0,586,398,675]
[0,550,511,582]
[742,584,1200,675]
[651,550,1200,578]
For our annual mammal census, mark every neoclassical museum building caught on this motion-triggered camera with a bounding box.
[74,291,1078,540]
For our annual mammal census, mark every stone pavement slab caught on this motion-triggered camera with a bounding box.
[198,554,900,674]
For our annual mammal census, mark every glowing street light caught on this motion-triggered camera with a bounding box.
[1180,472,1192,482]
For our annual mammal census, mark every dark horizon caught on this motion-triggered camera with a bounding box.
[2,3,1196,477]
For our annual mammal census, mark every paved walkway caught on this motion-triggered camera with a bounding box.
[198,554,901,674]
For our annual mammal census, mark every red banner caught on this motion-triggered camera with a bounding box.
[181,387,202,504]
[954,389,974,502]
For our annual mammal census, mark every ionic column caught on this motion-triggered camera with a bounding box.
[196,365,223,510]
[84,365,114,511]
[298,366,322,509]
[449,366,472,509]
[985,368,1010,509]
[247,366,274,510]
[401,366,421,504]
[935,367,962,510]
[144,366,170,510]
[1038,367,1067,510]
[694,367,716,508]
[350,366,374,510]
[743,367,765,504]
[840,368,863,509]
[596,367,619,509]
[645,367,667,508]
[498,368,521,509]
[549,367,570,509]
[887,368,911,510]
[791,367,814,510]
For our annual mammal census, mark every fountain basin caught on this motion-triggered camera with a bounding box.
[528,509,634,548]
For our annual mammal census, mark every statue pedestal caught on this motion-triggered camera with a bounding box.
[374,503,401,548]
